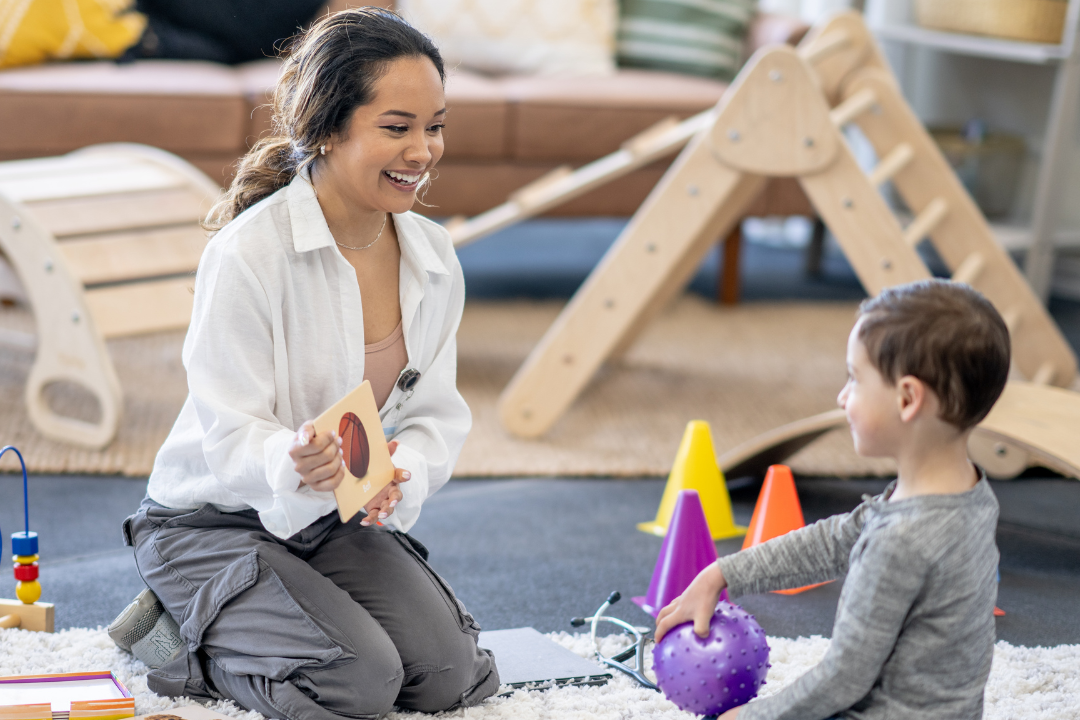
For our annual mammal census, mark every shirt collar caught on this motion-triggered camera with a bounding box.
[285,168,449,279]
[393,211,449,280]
[285,166,335,254]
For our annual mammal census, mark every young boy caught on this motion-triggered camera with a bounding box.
[656,279,1010,720]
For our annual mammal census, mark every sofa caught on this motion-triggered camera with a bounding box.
[0,5,813,223]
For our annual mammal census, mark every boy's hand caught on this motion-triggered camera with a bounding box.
[360,440,410,526]
[718,706,742,719]
[655,563,727,642]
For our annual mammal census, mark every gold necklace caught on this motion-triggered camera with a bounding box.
[335,213,387,251]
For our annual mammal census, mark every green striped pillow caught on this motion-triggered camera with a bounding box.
[617,0,757,80]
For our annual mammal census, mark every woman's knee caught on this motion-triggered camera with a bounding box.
[206,650,404,720]
[294,650,404,718]
[189,549,406,716]
[397,644,499,713]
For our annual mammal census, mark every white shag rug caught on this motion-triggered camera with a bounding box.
[1,628,1077,719]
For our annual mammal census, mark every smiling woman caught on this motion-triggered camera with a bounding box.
[112,7,500,720]
[204,9,446,232]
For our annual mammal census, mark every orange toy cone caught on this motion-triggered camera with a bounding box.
[638,421,746,540]
[743,464,829,595]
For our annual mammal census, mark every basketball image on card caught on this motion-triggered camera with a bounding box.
[338,412,371,478]
[311,380,395,523]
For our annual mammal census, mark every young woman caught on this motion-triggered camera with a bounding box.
[115,8,498,718]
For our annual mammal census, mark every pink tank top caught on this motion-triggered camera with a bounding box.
[364,321,408,409]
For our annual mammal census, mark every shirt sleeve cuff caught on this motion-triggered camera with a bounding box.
[257,427,336,539]
[384,442,429,533]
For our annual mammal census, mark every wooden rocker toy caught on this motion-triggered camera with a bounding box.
[450,12,1080,480]
[0,144,219,449]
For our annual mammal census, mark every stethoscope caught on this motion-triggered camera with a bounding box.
[571,591,660,691]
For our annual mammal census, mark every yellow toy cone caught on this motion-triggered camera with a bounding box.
[638,420,746,540]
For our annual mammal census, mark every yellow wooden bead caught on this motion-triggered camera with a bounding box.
[13,554,39,565]
[16,580,41,604]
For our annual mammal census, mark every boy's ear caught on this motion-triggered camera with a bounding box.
[896,375,926,423]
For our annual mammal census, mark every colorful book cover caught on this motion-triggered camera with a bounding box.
[0,671,133,720]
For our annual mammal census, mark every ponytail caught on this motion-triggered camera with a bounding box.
[205,138,300,230]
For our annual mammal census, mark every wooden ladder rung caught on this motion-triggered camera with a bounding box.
[26,188,212,238]
[83,277,195,339]
[830,87,878,127]
[951,252,985,286]
[0,153,136,183]
[1002,309,1022,334]
[620,116,682,157]
[0,162,182,204]
[1032,362,1056,386]
[60,225,208,286]
[510,165,575,209]
[442,215,468,237]
[868,143,914,187]
[799,29,852,65]
[0,327,35,350]
[902,197,949,247]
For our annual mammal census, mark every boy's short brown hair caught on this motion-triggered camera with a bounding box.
[857,279,1010,430]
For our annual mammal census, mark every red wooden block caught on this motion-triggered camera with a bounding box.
[14,563,38,582]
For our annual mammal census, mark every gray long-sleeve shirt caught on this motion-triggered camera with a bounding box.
[719,476,999,720]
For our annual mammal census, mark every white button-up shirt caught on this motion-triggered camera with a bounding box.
[146,170,471,539]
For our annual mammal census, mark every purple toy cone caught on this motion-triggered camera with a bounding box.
[633,489,727,617]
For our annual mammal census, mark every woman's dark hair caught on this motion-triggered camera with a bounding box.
[205,7,444,230]
[856,279,1010,430]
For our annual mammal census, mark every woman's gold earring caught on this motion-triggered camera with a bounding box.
[320,145,326,155]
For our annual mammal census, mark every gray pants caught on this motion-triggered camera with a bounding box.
[124,498,499,719]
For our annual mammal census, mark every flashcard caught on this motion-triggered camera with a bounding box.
[311,380,395,523]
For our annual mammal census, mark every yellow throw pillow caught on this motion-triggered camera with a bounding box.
[0,0,147,69]
[398,0,617,76]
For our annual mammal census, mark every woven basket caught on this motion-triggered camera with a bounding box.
[914,0,1067,44]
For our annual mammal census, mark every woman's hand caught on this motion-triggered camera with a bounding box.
[360,440,411,526]
[290,421,344,492]
[655,563,727,642]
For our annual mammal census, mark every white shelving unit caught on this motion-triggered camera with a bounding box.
[864,0,1080,302]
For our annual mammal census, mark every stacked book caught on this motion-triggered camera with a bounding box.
[0,671,134,720]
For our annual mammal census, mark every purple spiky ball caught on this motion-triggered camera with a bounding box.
[653,600,771,716]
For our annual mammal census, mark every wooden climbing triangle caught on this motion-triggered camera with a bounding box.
[463,12,1079,478]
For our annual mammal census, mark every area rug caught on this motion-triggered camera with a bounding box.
[0,626,1076,719]
[1,297,895,477]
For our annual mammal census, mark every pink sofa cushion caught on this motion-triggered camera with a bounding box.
[499,68,727,161]
[0,60,247,156]
[440,69,510,161]
[236,59,282,148]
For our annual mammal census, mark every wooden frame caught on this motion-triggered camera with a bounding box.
[0,144,219,448]
[0,598,54,632]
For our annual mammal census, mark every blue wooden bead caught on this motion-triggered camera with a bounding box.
[11,531,38,556]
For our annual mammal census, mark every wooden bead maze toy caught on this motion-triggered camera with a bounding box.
[0,445,54,632]
[448,11,1080,480]
[0,144,220,449]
